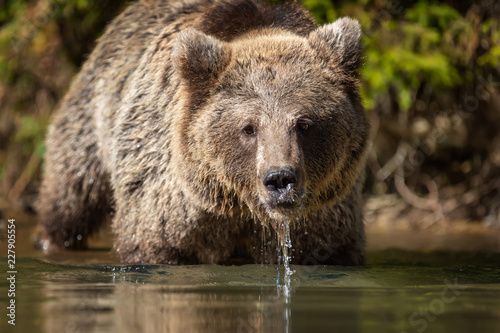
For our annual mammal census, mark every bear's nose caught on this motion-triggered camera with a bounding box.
[263,168,297,198]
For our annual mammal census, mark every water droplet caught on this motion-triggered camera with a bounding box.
[89,179,94,184]
[77,172,82,177]
[64,241,70,247]
[77,234,83,241]
[275,218,293,297]
[137,144,141,149]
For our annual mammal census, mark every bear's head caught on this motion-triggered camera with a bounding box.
[172,18,369,228]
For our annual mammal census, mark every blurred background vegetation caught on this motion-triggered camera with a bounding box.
[0,0,499,228]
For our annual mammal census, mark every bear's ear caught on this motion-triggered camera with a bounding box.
[307,17,362,71]
[172,29,230,97]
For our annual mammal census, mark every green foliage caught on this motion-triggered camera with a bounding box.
[478,19,500,67]
[405,0,461,29]
[302,0,498,111]
[15,115,49,156]
[0,1,28,24]
[302,0,338,25]
[361,7,464,111]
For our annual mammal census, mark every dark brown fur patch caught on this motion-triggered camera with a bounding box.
[193,0,317,41]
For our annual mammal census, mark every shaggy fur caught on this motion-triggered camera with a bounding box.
[38,0,370,265]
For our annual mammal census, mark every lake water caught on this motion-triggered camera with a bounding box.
[1,213,500,332]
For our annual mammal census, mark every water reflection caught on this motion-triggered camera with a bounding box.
[42,285,115,333]
[42,283,293,332]
[34,263,364,333]
[2,258,499,333]
[114,285,290,332]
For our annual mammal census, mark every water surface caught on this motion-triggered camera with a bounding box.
[1,211,499,332]
[1,251,499,333]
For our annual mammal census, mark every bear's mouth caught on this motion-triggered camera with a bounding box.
[275,201,295,209]
[266,198,296,210]
[265,188,304,211]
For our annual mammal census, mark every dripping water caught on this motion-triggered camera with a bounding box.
[275,218,293,333]
[275,218,294,297]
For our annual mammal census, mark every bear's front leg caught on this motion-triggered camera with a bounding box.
[38,109,111,251]
[111,190,247,264]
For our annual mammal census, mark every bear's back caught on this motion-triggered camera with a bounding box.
[80,0,317,93]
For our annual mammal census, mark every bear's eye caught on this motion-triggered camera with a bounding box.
[243,125,256,136]
[297,119,311,131]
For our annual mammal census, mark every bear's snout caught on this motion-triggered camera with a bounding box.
[263,167,298,208]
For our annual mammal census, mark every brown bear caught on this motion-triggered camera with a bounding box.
[37,0,370,265]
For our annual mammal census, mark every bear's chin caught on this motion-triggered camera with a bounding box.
[263,201,305,224]
[265,199,296,210]
[260,187,306,210]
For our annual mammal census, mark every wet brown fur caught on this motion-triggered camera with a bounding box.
[38,0,370,265]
